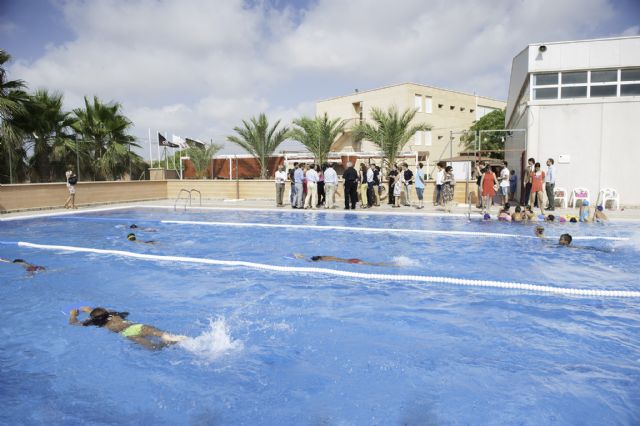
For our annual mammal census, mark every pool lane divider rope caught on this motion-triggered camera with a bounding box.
[160,219,628,241]
[44,215,628,241]
[16,241,640,299]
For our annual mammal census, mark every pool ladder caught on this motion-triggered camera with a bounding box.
[174,188,202,211]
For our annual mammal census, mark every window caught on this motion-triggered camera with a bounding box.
[425,96,432,113]
[533,87,558,99]
[414,95,423,112]
[424,130,432,146]
[621,84,640,96]
[560,71,587,99]
[590,85,617,97]
[438,104,443,109]
[621,68,640,97]
[532,68,640,100]
[469,108,475,113]
[449,105,455,110]
[561,71,587,84]
[532,73,559,100]
[561,86,587,98]
[460,107,465,111]
[534,73,558,85]
[414,131,422,145]
[591,70,617,83]
[437,135,443,140]
[621,69,640,81]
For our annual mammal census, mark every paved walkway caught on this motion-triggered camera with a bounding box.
[2,198,639,221]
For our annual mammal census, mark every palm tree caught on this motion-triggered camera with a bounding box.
[13,89,76,182]
[227,113,289,179]
[290,113,345,166]
[353,106,430,167]
[0,49,29,183]
[72,96,142,180]
[185,142,222,179]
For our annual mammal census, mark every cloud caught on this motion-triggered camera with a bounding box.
[6,0,630,158]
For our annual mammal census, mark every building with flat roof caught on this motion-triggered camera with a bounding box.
[505,36,640,206]
[316,83,505,170]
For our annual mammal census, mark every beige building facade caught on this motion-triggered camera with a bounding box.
[316,83,505,169]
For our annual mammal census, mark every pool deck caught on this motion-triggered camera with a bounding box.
[2,198,639,221]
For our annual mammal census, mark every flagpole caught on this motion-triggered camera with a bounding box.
[156,130,160,169]
[165,131,169,170]
[148,128,152,166]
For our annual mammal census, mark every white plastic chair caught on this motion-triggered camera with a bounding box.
[553,186,568,209]
[598,188,620,210]
[569,187,590,208]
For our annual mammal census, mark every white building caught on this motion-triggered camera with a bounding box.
[505,36,640,206]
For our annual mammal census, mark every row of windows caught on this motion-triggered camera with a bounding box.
[532,68,640,100]
[414,94,477,114]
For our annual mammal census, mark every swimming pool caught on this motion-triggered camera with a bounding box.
[1,207,639,424]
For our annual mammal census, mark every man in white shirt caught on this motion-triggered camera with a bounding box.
[323,163,338,208]
[499,161,510,206]
[545,158,555,211]
[274,164,287,207]
[366,164,375,207]
[304,164,318,209]
[435,162,445,206]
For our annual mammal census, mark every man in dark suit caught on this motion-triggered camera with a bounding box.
[343,161,358,210]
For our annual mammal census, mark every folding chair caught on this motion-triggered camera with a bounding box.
[553,187,567,209]
[597,188,620,210]
[569,187,590,208]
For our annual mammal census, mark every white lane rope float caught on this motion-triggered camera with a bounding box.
[17,241,640,299]
[161,219,628,241]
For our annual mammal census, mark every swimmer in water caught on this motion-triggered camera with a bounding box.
[69,306,186,350]
[593,206,608,222]
[293,253,388,266]
[127,233,156,244]
[129,224,157,232]
[559,233,572,246]
[556,233,611,252]
[0,258,46,273]
[534,225,545,238]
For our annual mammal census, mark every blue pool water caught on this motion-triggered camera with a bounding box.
[1,207,639,424]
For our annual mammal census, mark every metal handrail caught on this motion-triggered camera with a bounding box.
[174,189,191,211]
[190,189,202,206]
[467,191,473,220]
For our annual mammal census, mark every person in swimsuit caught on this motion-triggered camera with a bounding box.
[69,306,186,350]
[0,258,46,273]
[292,253,387,266]
[534,225,545,238]
[559,234,572,246]
[127,233,156,244]
[129,224,157,232]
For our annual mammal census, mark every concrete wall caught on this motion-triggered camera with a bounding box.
[528,99,640,205]
[0,181,167,212]
[1,178,481,213]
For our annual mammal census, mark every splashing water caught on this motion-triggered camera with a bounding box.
[613,229,640,252]
[179,317,243,363]
[392,256,420,267]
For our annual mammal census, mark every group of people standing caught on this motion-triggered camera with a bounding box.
[475,157,556,215]
[277,160,457,211]
[277,162,340,209]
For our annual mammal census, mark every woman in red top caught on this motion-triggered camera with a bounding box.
[529,162,546,214]
[480,166,498,213]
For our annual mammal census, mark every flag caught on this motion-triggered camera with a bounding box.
[186,137,205,148]
[158,132,179,148]
[172,134,188,149]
